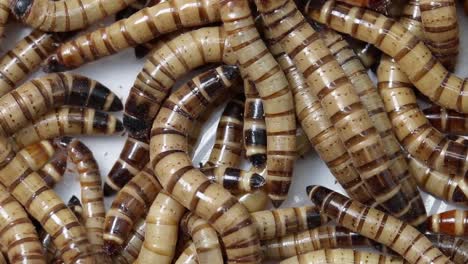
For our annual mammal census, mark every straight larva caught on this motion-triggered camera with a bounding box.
[307,185,453,264]
[423,105,468,136]
[426,232,468,264]
[174,242,199,264]
[259,0,410,218]
[280,248,406,264]
[149,65,262,263]
[201,166,265,194]
[112,217,146,264]
[426,210,468,237]
[0,0,8,45]
[44,0,223,71]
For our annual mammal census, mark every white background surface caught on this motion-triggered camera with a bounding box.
[2,2,467,231]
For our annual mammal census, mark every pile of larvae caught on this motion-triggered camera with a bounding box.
[1,0,468,263]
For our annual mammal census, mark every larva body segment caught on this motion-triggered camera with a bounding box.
[221,0,297,207]
[427,210,468,237]
[335,0,407,17]
[243,79,267,167]
[180,213,223,264]
[112,217,146,264]
[150,65,263,263]
[280,248,406,264]
[304,1,468,113]
[236,190,269,213]
[423,105,468,136]
[115,0,150,21]
[104,164,162,254]
[259,0,409,218]
[0,184,46,264]
[11,107,124,149]
[45,0,222,71]
[419,0,459,71]
[37,148,67,188]
[201,166,265,194]
[135,192,185,264]
[399,0,424,39]
[174,243,199,264]
[426,232,468,264]
[307,185,452,264]
[346,37,381,70]
[262,225,379,260]
[0,0,8,43]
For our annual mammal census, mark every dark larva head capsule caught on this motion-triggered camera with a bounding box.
[43,55,73,73]
[10,0,33,18]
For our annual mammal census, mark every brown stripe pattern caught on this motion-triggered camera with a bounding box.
[38,149,67,188]
[399,0,424,39]
[0,0,8,44]
[112,217,146,264]
[304,0,468,113]
[280,248,405,264]
[222,0,297,207]
[427,210,468,237]
[201,166,265,194]
[335,0,406,17]
[180,212,223,264]
[44,0,223,71]
[11,0,138,32]
[423,105,468,136]
[174,243,199,264]
[307,185,452,264]
[236,190,270,213]
[426,232,468,264]
[150,65,262,263]
[260,0,409,218]
[346,37,381,70]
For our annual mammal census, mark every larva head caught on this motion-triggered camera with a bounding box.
[134,45,151,59]
[452,186,468,205]
[43,55,75,73]
[250,173,266,190]
[10,0,33,18]
[250,154,267,168]
[67,195,82,207]
[102,183,117,197]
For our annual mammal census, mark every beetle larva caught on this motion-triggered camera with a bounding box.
[174,242,199,264]
[307,185,452,264]
[0,138,93,263]
[0,184,46,264]
[11,107,124,149]
[295,128,311,158]
[426,210,468,237]
[243,79,267,167]
[236,189,269,213]
[104,164,162,255]
[304,1,468,113]
[135,192,185,264]
[399,0,424,39]
[346,37,381,70]
[251,206,326,241]
[62,138,109,262]
[426,232,468,264]
[281,248,406,264]
[263,225,379,260]
[201,166,265,194]
[115,0,150,21]
[205,95,244,168]
[420,0,459,71]
[423,105,468,136]
[112,217,146,264]
[10,0,141,32]
[180,212,223,264]
[221,0,297,207]
[0,0,8,43]
[259,0,410,218]
[150,65,262,263]
[335,0,408,17]
[37,147,67,188]
[44,0,223,71]
[320,28,427,225]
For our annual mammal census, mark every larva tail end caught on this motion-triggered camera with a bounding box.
[271,199,285,208]
[123,114,150,140]
[306,185,319,198]
[10,0,32,18]
[299,0,326,12]
[43,55,73,73]
[115,119,124,133]
[67,195,81,207]
[134,45,151,59]
[103,183,117,197]
[452,187,468,204]
[109,96,124,112]
[250,174,266,190]
[250,154,267,168]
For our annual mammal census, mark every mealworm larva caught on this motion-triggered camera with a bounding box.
[104,164,162,255]
[420,0,459,71]
[37,148,67,188]
[10,0,140,32]
[346,37,381,70]
[174,242,199,264]
[63,138,109,263]
[243,79,267,167]
[44,0,223,71]
[180,212,223,264]
[295,128,311,158]
[0,139,93,263]
[0,184,46,264]
[280,248,406,264]
[426,232,468,264]
[423,105,468,136]
[262,225,379,260]
[222,0,297,207]
[304,0,468,113]
[236,189,269,213]
[112,217,146,264]
[205,95,244,168]
[399,0,424,39]
[259,0,410,218]
[11,107,124,149]
[115,0,150,21]
[0,0,8,42]
[426,210,468,237]
[307,185,452,264]
[150,65,263,263]
[135,192,185,264]
[334,0,408,17]
[201,166,265,194]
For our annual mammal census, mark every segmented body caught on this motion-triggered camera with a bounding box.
[0,0,8,43]
[426,232,468,264]
[112,218,146,264]
[280,248,405,264]
[427,210,468,237]
[307,185,452,264]
[201,166,265,194]
[37,148,67,188]
[236,190,269,213]
[174,243,199,264]
[423,105,468,136]
[346,37,381,70]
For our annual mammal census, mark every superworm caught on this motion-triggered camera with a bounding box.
[295,128,312,158]
[307,185,452,264]
[304,1,468,113]
[11,107,124,149]
[426,232,468,264]
[201,166,265,194]
[262,225,379,260]
[112,217,146,264]
[115,0,150,21]
[399,0,424,40]
[135,191,185,264]
[10,0,141,32]
[243,79,267,167]
[280,248,406,264]
[221,0,297,207]
[44,0,223,71]
[420,0,459,71]
[426,210,468,237]
[174,243,199,264]
[180,212,223,264]
[0,0,8,43]
[320,28,426,225]
[149,65,263,263]
[104,164,162,254]
[334,0,407,16]
[236,190,269,213]
[423,105,468,136]
[103,26,235,196]
[346,37,381,70]
[0,184,46,264]
[259,0,410,218]
[251,206,325,241]
[35,145,67,188]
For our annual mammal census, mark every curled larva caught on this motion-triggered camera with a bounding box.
[201,166,265,194]
[112,217,146,264]
[174,242,199,264]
